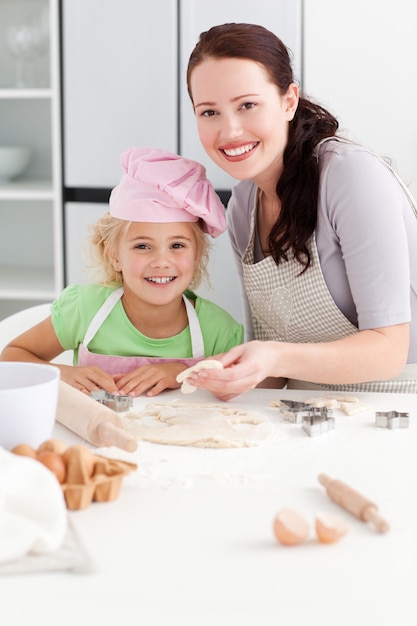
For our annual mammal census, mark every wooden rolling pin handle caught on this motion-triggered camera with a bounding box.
[96,421,138,452]
[318,473,390,533]
[56,381,138,452]
[362,506,390,534]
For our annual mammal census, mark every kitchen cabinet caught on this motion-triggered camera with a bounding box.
[62,0,302,325]
[0,0,63,320]
[61,0,178,189]
[1,1,302,322]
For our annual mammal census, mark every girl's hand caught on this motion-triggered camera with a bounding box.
[186,342,280,401]
[113,363,187,397]
[59,365,120,395]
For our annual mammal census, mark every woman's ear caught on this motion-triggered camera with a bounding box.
[284,83,299,121]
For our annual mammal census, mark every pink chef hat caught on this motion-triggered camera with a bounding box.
[109,147,226,238]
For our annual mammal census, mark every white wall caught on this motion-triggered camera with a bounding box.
[303,0,417,198]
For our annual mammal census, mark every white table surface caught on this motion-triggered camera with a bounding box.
[3,387,417,626]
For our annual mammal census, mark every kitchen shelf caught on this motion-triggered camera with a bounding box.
[0,179,54,199]
[0,0,62,320]
[0,267,56,300]
[0,88,52,99]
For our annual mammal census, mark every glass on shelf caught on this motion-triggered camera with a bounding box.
[6,6,50,89]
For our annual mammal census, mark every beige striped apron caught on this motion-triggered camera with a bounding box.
[241,190,417,393]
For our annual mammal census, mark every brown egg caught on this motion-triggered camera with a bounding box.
[38,438,68,454]
[37,450,67,484]
[273,508,309,546]
[62,445,96,484]
[315,512,349,543]
[11,443,38,459]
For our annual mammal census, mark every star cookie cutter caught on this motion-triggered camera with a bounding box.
[375,410,409,430]
[90,390,133,412]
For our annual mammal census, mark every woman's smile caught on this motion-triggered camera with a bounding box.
[219,141,259,159]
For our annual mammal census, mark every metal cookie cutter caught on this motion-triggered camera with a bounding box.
[278,400,313,424]
[375,410,409,430]
[302,407,335,437]
[90,390,133,412]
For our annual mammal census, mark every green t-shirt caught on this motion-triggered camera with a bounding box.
[51,284,243,364]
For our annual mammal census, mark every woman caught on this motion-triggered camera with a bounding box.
[185,22,417,399]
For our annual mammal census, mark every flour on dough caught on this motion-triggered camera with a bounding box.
[122,401,276,448]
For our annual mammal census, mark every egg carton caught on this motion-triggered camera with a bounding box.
[60,446,137,511]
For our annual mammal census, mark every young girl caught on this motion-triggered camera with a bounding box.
[184,22,417,399]
[1,147,243,396]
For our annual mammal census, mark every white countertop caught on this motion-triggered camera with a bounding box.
[3,388,417,626]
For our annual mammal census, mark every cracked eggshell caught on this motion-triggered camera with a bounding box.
[315,511,349,543]
[273,508,309,546]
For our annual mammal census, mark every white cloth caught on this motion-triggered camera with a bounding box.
[0,447,67,565]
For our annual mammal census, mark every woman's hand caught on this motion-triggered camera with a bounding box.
[187,324,410,401]
[186,342,280,401]
[113,363,187,397]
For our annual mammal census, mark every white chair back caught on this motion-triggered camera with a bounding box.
[0,304,73,365]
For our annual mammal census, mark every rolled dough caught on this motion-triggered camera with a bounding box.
[122,401,276,448]
[176,359,223,394]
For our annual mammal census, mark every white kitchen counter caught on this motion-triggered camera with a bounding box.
[3,388,417,626]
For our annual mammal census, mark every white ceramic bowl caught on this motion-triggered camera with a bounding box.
[0,146,32,183]
[0,362,60,451]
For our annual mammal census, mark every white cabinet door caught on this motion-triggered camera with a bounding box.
[61,0,178,188]
[303,0,417,199]
[64,202,107,286]
[179,0,303,189]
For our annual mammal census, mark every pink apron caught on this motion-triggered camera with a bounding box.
[78,287,205,375]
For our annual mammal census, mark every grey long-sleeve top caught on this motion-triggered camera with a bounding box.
[226,139,417,363]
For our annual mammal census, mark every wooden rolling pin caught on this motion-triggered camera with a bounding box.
[56,381,138,452]
[318,473,389,533]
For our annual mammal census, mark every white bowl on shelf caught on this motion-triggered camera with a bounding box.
[0,146,32,183]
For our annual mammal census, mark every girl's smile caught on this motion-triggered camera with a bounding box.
[145,276,176,284]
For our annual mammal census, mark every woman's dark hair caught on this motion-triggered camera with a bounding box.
[187,23,339,270]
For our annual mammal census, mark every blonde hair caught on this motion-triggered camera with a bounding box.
[86,211,211,290]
